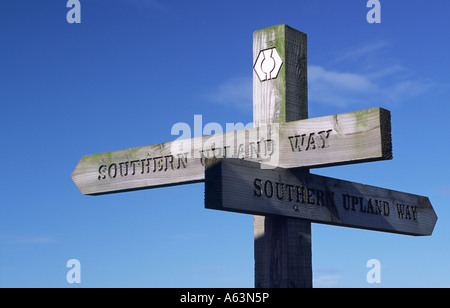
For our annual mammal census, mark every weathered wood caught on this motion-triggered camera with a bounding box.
[252,24,311,289]
[206,158,437,236]
[275,107,392,168]
[253,24,308,125]
[72,107,392,195]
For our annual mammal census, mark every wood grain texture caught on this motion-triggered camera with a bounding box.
[252,24,312,289]
[206,159,437,236]
[276,107,392,168]
[253,24,307,126]
[72,108,392,195]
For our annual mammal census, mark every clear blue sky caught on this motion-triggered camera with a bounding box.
[1,0,449,288]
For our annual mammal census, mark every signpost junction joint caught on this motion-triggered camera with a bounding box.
[72,24,437,288]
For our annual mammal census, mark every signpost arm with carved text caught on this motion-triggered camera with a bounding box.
[205,159,437,236]
[71,107,392,195]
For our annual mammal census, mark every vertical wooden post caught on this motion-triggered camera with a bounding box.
[253,24,312,288]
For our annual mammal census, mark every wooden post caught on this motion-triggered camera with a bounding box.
[253,25,312,288]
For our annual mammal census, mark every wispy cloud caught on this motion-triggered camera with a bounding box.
[0,234,58,245]
[314,274,343,288]
[309,65,377,107]
[313,268,344,288]
[328,41,391,67]
[204,41,436,110]
[202,76,252,111]
[309,41,436,107]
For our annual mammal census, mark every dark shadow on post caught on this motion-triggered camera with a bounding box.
[254,215,313,288]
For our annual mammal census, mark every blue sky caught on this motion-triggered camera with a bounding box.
[1,0,449,287]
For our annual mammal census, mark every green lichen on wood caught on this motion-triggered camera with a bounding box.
[353,108,371,129]
[255,24,288,123]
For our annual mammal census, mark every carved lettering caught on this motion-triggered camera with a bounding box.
[342,194,396,218]
[298,190,419,222]
[237,144,245,159]
[318,129,332,148]
[307,188,315,204]
[286,184,295,201]
[108,163,117,179]
[199,138,276,166]
[296,185,306,203]
[352,196,359,211]
[119,162,129,177]
[249,177,424,225]
[288,134,306,151]
[223,146,231,158]
[412,206,417,220]
[97,153,190,181]
[383,201,390,216]
[164,155,174,171]
[176,153,188,169]
[249,142,259,158]
[252,178,336,209]
[306,133,316,151]
[342,194,351,210]
[275,182,284,200]
[254,178,262,197]
[265,139,275,156]
[130,160,140,175]
[288,129,332,152]
[252,178,422,223]
[396,204,417,220]
[153,157,163,172]
[98,165,107,180]
[264,180,273,198]
[141,158,151,174]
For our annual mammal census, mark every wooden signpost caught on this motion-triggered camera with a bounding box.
[72,24,437,287]
[205,159,437,236]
